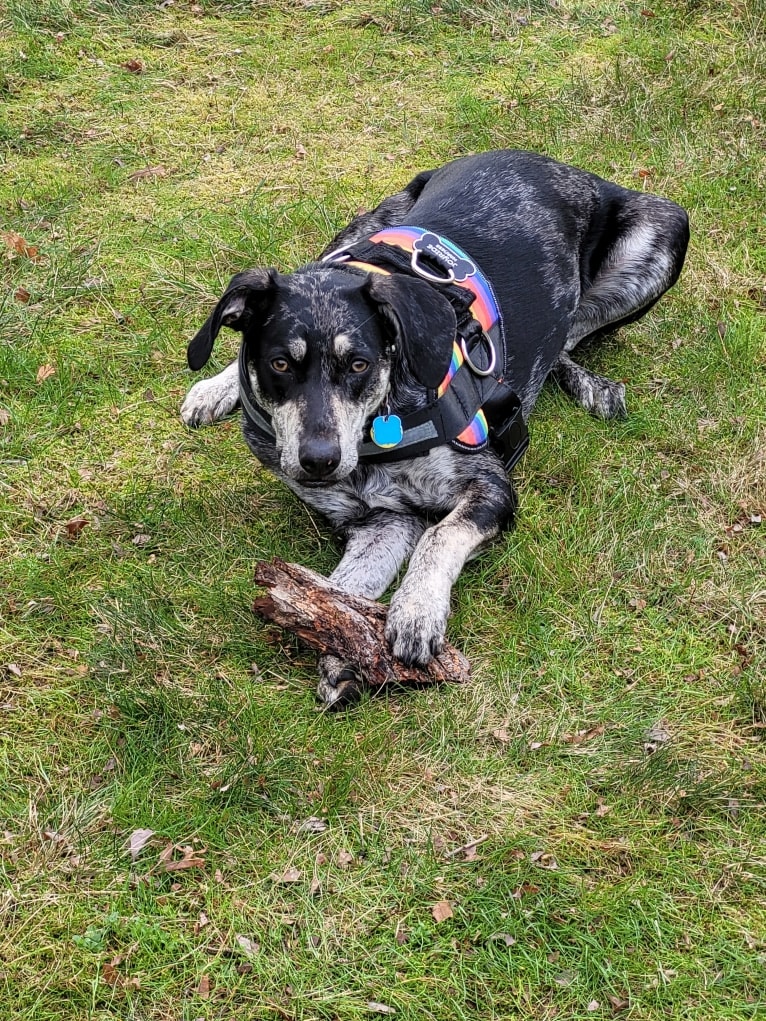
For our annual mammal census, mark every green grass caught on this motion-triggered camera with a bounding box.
[1,0,765,1018]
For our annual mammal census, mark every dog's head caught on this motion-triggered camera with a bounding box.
[188,265,456,484]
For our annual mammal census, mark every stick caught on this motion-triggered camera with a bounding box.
[252,559,471,689]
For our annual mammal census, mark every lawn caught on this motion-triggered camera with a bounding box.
[1,0,764,1018]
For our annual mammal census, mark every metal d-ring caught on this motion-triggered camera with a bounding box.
[461,332,497,377]
[410,248,455,285]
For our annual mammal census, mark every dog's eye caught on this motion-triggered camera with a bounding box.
[271,357,290,373]
[350,359,369,374]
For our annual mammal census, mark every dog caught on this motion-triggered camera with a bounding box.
[181,150,689,706]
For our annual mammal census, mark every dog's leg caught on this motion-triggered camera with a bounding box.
[317,512,426,707]
[552,351,627,419]
[385,477,514,667]
[566,194,689,353]
[180,360,240,427]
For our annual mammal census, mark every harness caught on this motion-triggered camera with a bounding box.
[238,226,529,474]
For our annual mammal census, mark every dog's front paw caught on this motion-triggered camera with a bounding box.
[180,376,239,428]
[385,592,447,667]
[316,655,363,709]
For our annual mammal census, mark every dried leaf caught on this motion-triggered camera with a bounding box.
[121,59,144,73]
[562,723,605,745]
[197,974,210,999]
[292,816,328,834]
[14,286,31,303]
[235,934,260,957]
[0,409,10,427]
[64,517,90,541]
[489,932,516,946]
[270,866,302,884]
[163,845,206,871]
[102,962,120,986]
[367,1003,396,1014]
[587,1000,601,1011]
[2,230,41,261]
[643,721,671,754]
[127,827,154,860]
[608,994,630,1012]
[337,849,354,867]
[295,143,308,159]
[36,363,56,383]
[128,166,167,182]
[491,727,510,743]
[431,899,453,923]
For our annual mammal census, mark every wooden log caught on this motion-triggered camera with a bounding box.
[252,558,471,692]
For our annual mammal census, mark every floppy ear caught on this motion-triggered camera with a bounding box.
[364,273,456,389]
[187,268,278,371]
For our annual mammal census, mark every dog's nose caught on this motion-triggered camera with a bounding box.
[299,438,341,479]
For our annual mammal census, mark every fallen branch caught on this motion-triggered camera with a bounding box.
[252,559,471,690]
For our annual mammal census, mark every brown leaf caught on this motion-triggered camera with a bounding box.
[64,517,90,541]
[121,59,144,73]
[491,727,510,743]
[562,723,605,745]
[337,849,354,867]
[295,143,308,159]
[235,934,260,957]
[128,166,167,182]
[367,1003,396,1014]
[431,899,453,922]
[2,230,41,262]
[14,286,31,303]
[270,866,302,884]
[127,827,154,860]
[197,974,210,999]
[608,994,630,1012]
[628,597,647,611]
[36,363,56,383]
[102,962,120,987]
[0,409,10,427]
[163,844,206,871]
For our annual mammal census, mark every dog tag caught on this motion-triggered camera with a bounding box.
[371,414,403,449]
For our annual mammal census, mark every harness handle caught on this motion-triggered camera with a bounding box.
[410,247,456,285]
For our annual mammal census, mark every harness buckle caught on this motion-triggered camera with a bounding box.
[460,332,497,377]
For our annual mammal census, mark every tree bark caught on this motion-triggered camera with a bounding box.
[252,559,471,689]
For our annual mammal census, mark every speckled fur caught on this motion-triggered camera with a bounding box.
[181,150,689,705]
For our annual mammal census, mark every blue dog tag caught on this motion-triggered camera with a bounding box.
[371,414,403,449]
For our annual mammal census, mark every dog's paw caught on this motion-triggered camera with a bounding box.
[586,376,627,420]
[316,655,363,709]
[180,376,239,428]
[385,592,447,667]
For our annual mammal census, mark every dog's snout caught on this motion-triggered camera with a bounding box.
[298,437,341,479]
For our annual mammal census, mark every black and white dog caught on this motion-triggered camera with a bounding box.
[181,150,688,705]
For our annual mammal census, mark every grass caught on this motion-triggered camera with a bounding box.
[1,0,765,1017]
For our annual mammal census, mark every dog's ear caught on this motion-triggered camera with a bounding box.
[364,273,456,389]
[187,269,278,371]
